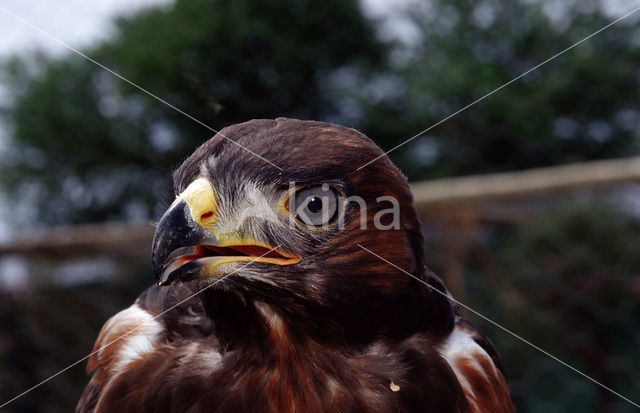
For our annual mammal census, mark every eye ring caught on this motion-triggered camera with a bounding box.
[285,184,343,228]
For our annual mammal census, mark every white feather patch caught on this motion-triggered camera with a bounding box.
[100,303,164,375]
[438,326,491,398]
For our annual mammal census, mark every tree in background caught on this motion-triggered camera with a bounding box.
[3,0,640,224]
[0,0,385,225]
[358,0,640,180]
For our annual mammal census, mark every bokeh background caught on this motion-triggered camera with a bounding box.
[0,0,639,411]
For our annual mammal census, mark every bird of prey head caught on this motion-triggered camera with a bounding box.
[151,118,452,345]
[79,118,514,413]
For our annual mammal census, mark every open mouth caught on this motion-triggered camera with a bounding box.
[159,243,300,284]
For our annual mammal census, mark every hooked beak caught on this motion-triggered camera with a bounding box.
[152,198,299,286]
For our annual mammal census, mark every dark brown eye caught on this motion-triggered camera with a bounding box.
[288,185,341,227]
[307,197,323,213]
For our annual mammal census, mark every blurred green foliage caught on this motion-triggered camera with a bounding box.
[0,0,385,224]
[0,0,639,412]
[361,0,640,179]
[2,0,640,224]
[458,203,640,412]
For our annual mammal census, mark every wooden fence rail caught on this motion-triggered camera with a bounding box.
[1,156,639,257]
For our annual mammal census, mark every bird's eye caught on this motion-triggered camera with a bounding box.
[288,185,342,227]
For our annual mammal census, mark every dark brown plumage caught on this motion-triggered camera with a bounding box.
[77,118,514,413]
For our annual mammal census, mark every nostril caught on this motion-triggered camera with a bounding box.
[200,211,214,220]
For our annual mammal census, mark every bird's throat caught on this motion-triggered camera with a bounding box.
[201,289,301,353]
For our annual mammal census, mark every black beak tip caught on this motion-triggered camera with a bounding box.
[151,199,214,285]
[151,199,191,283]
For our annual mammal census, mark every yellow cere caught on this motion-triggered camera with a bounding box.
[179,177,218,229]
